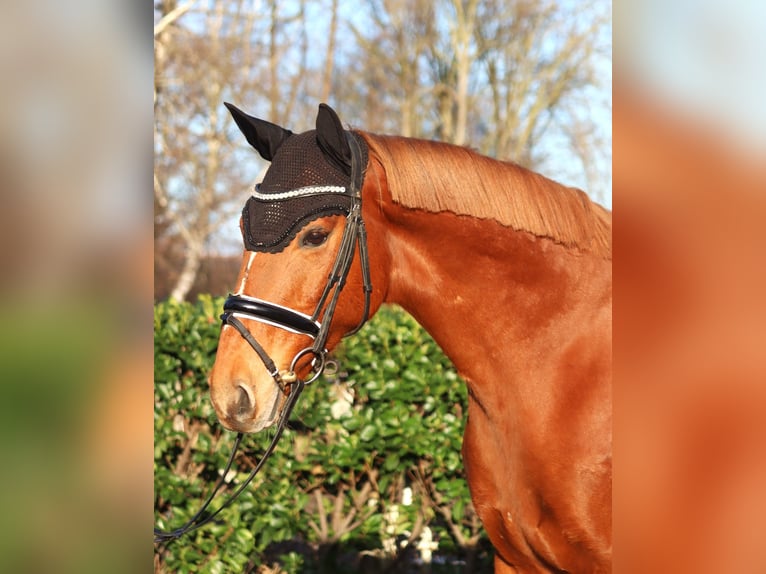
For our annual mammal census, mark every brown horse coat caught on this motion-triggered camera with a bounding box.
[210,114,612,572]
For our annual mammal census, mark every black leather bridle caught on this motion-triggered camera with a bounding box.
[222,132,371,388]
[154,133,371,543]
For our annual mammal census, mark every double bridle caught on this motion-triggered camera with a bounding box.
[154,133,371,543]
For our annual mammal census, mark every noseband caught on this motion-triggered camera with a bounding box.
[154,133,371,543]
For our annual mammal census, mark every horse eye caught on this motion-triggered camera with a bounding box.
[301,228,328,247]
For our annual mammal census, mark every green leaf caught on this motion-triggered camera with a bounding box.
[359,424,376,442]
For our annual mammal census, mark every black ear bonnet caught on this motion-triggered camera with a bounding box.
[227,104,368,253]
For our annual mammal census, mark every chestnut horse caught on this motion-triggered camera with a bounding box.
[209,103,612,573]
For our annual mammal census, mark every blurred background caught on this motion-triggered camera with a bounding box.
[614,0,766,572]
[0,1,152,573]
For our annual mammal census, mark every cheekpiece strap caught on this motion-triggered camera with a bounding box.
[347,132,365,199]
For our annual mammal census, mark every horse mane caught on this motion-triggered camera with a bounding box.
[360,133,611,258]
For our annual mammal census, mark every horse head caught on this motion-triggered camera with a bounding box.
[209,103,388,433]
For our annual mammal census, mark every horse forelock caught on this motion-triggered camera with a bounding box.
[360,133,612,258]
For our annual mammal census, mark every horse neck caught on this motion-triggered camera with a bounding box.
[379,201,611,385]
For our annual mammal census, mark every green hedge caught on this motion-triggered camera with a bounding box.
[154,296,491,573]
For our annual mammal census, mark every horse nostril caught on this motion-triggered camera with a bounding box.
[230,384,254,419]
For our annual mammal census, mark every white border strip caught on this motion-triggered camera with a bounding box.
[252,185,346,201]
[228,313,318,338]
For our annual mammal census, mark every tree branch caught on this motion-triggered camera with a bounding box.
[154,2,194,37]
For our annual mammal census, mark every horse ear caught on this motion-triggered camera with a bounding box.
[224,102,292,161]
[316,103,352,175]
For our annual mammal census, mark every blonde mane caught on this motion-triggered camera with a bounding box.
[361,133,611,257]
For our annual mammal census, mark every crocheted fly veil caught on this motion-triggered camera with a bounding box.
[225,102,369,253]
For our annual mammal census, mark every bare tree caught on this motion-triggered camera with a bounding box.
[343,0,610,198]
[321,0,340,103]
[474,0,610,173]
[346,0,436,136]
[447,0,479,145]
[155,2,236,301]
[154,0,321,301]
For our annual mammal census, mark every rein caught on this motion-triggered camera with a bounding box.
[154,132,371,544]
[153,378,304,543]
